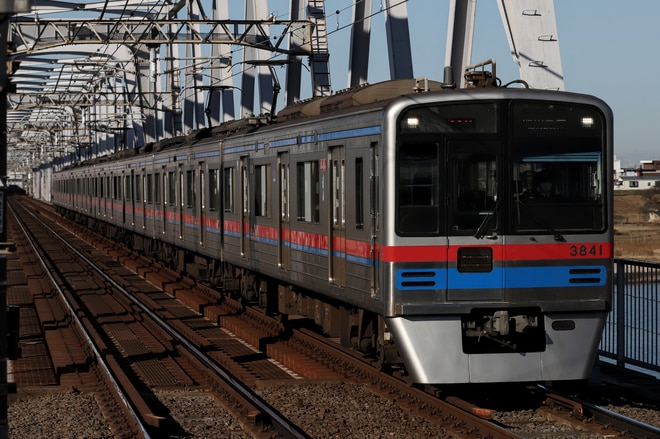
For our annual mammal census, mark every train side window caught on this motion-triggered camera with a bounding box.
[125,175,131,201]
[209,169,219,211]
[297,161,320,223]
[255,164,271,217]
[113,176,120,200]
[154,173,161,205]
[199,163,205,210]
[186,170,195,208]
[179,166,184,209]
[224,167,234,213]
[355,158,364,229]
[280,161,289,220]
[135,173,143,203]
[167,171,176,206]
[146,174,153,204]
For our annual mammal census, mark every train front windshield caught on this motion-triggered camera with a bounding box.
[396,99,607,237]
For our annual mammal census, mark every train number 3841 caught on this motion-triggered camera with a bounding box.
[569,244,603,257]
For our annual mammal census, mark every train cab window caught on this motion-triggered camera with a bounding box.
[297,161,320,223]
[396,143,441,236]
[186,170,196,208]
[512,154,603,231]
[511,102,606,232]
[255,164,271,217]
[224,167,234,213]
[450,151,498,234]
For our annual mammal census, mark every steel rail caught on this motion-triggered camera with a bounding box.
[14,199,311,439]
[539,384,660,438]
[7,201,151,439]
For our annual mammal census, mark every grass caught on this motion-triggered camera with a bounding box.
[613,192,660,261]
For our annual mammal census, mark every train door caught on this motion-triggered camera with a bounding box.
[105,174,110,218]
[102,175,107,217]
[199,162,205,246]
[91,176,97,217]
[101,174,106,217]
[240,156,250,257]
[129,170,136,226]
[139,169,146,230]
[161,168,167,236]
[446,141,502,298]
[151,171,158,237]
[178,164,184,239]
[122,172,127,225]
[110,173,114,219]
[370,143,379,296]
[329,146,346,286]
[278,152,290,270]
[145,172,152,232]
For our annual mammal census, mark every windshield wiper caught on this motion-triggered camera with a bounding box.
[474,198,499,240]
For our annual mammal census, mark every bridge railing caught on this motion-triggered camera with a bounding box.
[599,258,660,374]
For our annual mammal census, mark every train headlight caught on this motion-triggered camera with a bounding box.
[581,117,594,128]
[406,117,419,129]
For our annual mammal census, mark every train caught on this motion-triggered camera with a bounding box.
[44,70,613,384]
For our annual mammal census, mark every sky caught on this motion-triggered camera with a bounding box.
[267,0,659,168]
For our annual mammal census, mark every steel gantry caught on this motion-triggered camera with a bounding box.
[7,0,334,175]
[5,0,565,182]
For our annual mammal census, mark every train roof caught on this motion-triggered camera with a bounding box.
[276,78,446,121]
[58,78,450,170]
[56,77,609,172]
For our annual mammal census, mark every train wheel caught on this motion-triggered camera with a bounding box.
[240,270,258,302]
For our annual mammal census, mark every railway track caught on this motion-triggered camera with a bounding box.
[540,385,660,438]
[8,195,660,438]
[8,197,309,438]
[9,199,150,437]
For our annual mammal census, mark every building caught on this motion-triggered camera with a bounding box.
[614,158,660,191]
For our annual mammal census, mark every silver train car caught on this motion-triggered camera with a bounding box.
[51,78,613,384]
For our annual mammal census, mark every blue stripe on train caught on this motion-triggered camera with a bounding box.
[396,266,606,290]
